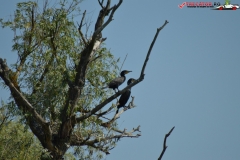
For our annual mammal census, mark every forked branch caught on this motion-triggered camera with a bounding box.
[93,0,123,39]
[158,126,175,160]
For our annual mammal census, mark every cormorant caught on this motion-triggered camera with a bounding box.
[102,70,132,91]
[116,78,135,114]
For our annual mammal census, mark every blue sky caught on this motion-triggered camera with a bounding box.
[1,0,240,160]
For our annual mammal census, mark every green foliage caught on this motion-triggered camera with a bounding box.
[0,122,44,160]
[0,0,119,117]
[1,0,121,159]
[225,0,230,5]
[0,104,46,160]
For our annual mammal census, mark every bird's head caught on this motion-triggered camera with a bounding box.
[127,78,136,85]
[120,70,132,76]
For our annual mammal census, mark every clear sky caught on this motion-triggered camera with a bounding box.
[1,0,240,160]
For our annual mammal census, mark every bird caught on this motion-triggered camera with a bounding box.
[102,70,132,92]
[116,78,135,114]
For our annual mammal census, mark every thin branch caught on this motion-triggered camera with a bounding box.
[119,53,128,72]
[31,5,35,32]
[90,55,102,63]
[141,20,169,77]
[97,99,119,118]
[66,0,81,13]
[98,115,111,121]
[158,126,175,160]
[113,125,141,136]
[71,131,141,146]
[77,108,111,120]
[78,10,87,45]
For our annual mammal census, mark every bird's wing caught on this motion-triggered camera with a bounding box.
[108,77,124,86]
[117,90,131,108]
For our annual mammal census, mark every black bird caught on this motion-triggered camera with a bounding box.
[116,78,135,114]
[102,70,132,92]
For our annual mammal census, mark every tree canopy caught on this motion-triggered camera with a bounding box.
[0,0,169,159]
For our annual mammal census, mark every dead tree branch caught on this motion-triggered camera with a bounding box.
[158,126,175,160]
[70,126,141,147]
[76,20,169,123]
[141,20,168,76]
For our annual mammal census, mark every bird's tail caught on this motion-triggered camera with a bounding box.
[101,86,108,89]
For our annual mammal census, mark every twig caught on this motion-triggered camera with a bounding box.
[79,10,86,30]
[158,126,175,160]
[119,53,128,72]
[78,10,87,45]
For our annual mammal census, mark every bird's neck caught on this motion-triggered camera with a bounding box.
[122,75,126,81]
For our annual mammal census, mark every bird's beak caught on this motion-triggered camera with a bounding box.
[125,71,132,74]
